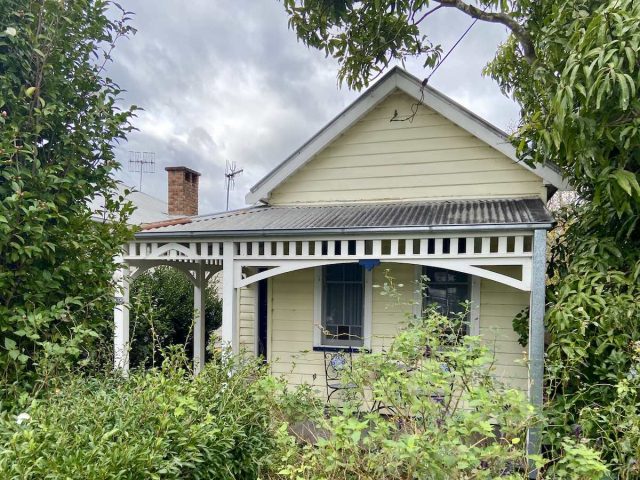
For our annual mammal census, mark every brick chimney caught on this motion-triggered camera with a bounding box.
[165,166,200,216]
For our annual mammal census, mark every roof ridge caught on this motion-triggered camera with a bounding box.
[141,217,191,231]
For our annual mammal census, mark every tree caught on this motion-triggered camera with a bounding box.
[129,266,222,369]
[282,0,640,475]
[0,0,136,404]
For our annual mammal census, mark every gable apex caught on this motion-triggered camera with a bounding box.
[246,67,567,205]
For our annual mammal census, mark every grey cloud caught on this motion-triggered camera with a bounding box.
[108,1,519,213]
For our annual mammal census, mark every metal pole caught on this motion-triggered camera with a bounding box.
[225,176,230,211]
[527,228,547,478]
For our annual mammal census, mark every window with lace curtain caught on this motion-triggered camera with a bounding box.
[321,263,364,347]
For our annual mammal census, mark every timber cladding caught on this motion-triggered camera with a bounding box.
[269,92,546,205]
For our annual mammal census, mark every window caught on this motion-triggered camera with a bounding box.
[423,266,471,333]
[321,264,364,347]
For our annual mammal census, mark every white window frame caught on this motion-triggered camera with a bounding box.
[313,265,372,350]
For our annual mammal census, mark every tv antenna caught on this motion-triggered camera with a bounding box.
[128,151,156,192]
[224,160,243,211]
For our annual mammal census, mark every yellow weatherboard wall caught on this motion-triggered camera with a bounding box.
[269,268,319,387]
[269,91,545,205]
[267,264,528,393]
[478,268,529,392]
[239,285,256,353]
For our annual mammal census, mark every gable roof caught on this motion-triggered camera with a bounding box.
[246,67,568,205]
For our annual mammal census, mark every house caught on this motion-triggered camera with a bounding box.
[113,67,567,452]
[90,169,193,227]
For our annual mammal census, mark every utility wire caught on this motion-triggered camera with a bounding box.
[425,5,488,84]
[391,5,489,123]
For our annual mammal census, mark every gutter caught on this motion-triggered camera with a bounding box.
[134,221,555,240]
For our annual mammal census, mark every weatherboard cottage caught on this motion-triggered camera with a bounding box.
[114,67,566,444]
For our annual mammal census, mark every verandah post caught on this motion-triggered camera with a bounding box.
[113,265,130,373]
[527,228,547,477]
[222,241,238,352]
[193,261,206,374]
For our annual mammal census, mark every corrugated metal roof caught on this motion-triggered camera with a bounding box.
[137,198,554,238]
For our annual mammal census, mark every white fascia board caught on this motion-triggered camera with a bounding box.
[245,76,400,204]
[394,75,569,191]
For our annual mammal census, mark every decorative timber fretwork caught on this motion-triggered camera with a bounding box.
[122,232,535,291]
[124,241,225,260]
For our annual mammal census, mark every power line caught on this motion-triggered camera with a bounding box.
[390,5,488,123]
[422,11,486,85]
[424,7,487,84]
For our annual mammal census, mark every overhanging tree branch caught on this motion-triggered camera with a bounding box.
[433,0,535,61]
[414,5,443,26]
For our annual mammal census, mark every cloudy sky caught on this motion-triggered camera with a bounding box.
[107,1,520,213]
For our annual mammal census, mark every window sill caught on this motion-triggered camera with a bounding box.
[313,345,371,353]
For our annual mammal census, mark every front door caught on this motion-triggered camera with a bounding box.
[257,275,268,360]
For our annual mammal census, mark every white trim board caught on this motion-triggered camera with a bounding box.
[246,67,569,204]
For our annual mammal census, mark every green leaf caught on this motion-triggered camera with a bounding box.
[613,170,638,196]
[4,337,17,350]
[618,73,630,110]
[0,0,136,402]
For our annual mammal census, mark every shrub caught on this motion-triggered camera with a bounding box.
[0,352,279,479]
[0,281,608,480]
[267,284,607,479]
[544,204,640,477]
